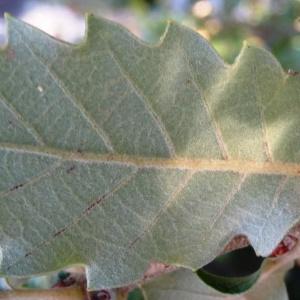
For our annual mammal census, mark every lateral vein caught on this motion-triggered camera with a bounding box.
[0,93,45,146]
[13,29,115,153]
[103,39,177,157]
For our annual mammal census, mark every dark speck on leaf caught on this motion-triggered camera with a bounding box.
[66,165,76,174]
[8,120,15,129]
[10,183,24,192]
[24,252,32,258]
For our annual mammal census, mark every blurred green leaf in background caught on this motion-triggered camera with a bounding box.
[0,0,299,69]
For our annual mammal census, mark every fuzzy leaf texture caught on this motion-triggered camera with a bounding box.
[0,14,299,290]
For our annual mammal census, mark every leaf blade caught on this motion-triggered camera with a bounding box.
[0,15,300,290]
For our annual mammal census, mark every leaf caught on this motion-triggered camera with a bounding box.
[128,288,144,300]
[141,244,300,300]
[196,247,264,294]
[0,14,300,290]
[197,268,260,294]
[140,263,289,300]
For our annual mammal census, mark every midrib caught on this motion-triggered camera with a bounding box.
[1,143,300,176]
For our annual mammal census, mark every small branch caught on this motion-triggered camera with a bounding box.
[0,287,85,300]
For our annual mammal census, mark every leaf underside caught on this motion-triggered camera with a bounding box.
[0,14,299,290]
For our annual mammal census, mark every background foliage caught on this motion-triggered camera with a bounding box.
[0,0,299,69]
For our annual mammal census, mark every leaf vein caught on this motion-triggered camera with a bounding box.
[209,173,248,230]
[184,55,229,160]
[0,93,45,146]
[0,160,62,200]
[258,176,289,248]
[1,144,300,176]
[103,41,177,157]
[5,168,138,272]
[13,29,115,153]
[252,65,273,162]
[127,171,195,249]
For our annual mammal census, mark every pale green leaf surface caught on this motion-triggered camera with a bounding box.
[0,15,300,290]
[141,266,288,300]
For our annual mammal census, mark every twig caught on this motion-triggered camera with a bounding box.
[0,287,85,300]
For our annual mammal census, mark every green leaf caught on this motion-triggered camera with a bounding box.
[128,288,144,300]
[0,14,300,290]
[196,247,264,294]
[197,267,260,294]
[141,263,289,300]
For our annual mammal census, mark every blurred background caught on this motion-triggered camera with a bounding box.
[0,0,299,299]
[0,0,299,69]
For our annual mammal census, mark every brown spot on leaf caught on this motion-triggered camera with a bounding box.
[84,199,102,214]
[66,165,76,174]
[53,228,67,238]
[9,183,24,192]
[24,251,32,258]
[8,120,15,129]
